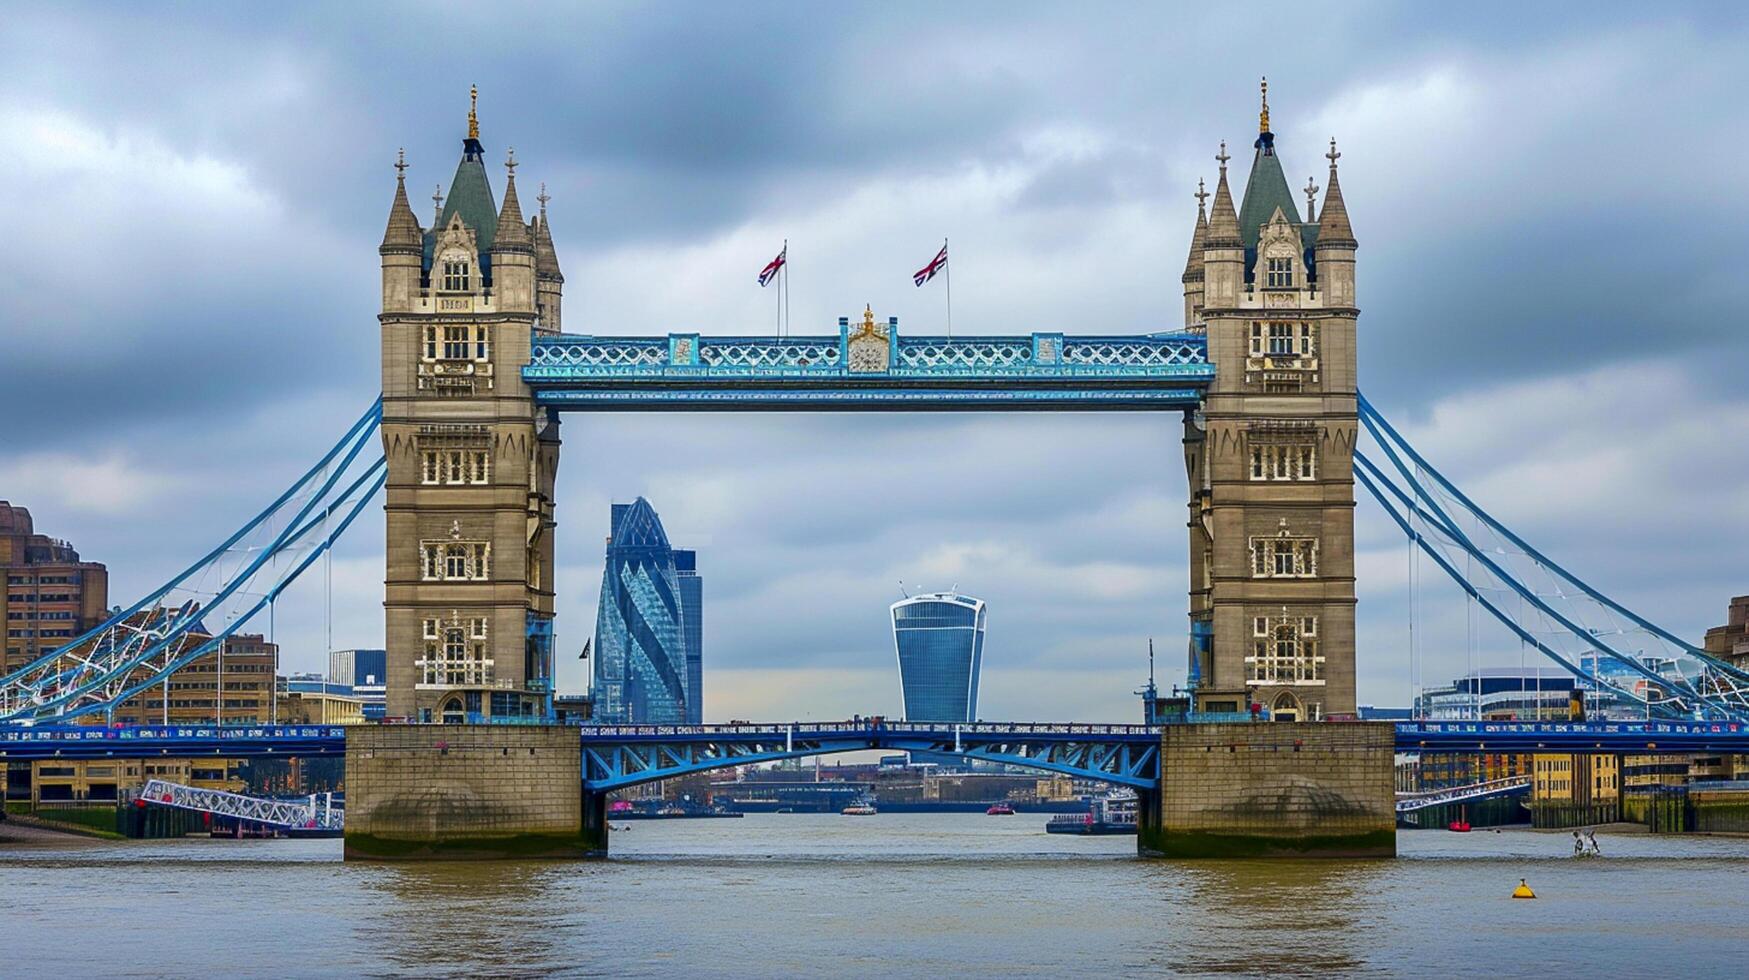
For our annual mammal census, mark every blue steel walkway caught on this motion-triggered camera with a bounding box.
[6,720,1749,789]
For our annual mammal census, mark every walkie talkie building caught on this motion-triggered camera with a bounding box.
[890,592,986,723]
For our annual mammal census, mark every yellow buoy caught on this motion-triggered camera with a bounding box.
[1511,878,1536,899]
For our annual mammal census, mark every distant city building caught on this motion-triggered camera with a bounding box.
[329,648,387,720]
[277,672,366,725]
[554,693,594,725]
[1413,667,1578,721]
[1,501,109,675]
[674,549,704,725]
[890,592,986,723]
[107,630,278,726]
[593,498,702,724]
[1705,595,1749,670]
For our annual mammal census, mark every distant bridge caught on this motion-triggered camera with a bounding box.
[139,778,343,831]
[6,720,1749,789]
[1394,775,1531,814]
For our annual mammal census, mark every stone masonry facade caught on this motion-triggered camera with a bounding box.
[1141,722,1396,857]
[343,725,593,859]
[1181,86,1359,720]
[378,91,564,722]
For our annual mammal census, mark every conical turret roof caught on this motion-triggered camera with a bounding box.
[1237,137,1301,248]
[535,213,563,281]
[494,168,532,249]
[381,154,422,251]
[1182,200,1207,279]
[1317,149,1356,246]
[1206,162,1242,248]
[436,142,497,252]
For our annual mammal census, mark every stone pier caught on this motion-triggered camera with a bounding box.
[1139,722,1396,858]
[344,725,603,860]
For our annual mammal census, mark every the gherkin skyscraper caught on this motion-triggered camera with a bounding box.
[593,498,701,724]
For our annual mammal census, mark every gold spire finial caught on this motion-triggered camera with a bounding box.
[468,84,479,140]
[1260,76,1270,134]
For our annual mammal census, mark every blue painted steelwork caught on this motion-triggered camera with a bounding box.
[0,401,386,723]
[1356,393,1749,721]
[0,724,347,759]
[1396,719,1749,753]
[7,719,1749,765]
[576,721,1162,791]
[523,325,1213,411]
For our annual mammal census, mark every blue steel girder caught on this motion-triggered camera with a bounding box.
[578,722,1163,791]
[523,329,1213,412]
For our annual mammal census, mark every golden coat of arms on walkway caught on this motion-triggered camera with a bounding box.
[847,306,890,373]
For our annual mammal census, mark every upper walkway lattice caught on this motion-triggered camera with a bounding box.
[523,327,1213,410]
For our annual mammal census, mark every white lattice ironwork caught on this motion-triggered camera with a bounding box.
[898,340,1032,368]
[1061,339,1203,366]
[139,779,342,830]
[700,342,841,368]
[530,341,666,368]
[1395,776,1530,813]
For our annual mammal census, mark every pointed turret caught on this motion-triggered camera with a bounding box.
[1314,137,1357,308]
[1206,148,1242,247]
[380,149,424,312]
[494,151,532,248]
[1181,179,1208,328]
[1202,144,1245,310]
[533,182,565,333]
[381,148,423,251]
[491,148,536,310]
[1237,77,1301,250]
[1183,185,1208,278]
[434,85,499,262]
[1316,142,1355,246]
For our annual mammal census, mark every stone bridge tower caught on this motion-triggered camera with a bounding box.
[378,89,564,722]
[1181,82,1359,720]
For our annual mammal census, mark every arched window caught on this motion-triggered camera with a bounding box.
[1272,691,1301,721]
[440,254,471,291]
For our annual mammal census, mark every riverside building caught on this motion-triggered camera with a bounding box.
[890,592,987,723]
[1,501,109,675]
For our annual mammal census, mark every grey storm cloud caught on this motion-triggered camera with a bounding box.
[2,2,1747,719]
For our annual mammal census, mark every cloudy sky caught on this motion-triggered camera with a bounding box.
[4,2,1746,721]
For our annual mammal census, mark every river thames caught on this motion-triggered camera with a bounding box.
[3,815,1746,976]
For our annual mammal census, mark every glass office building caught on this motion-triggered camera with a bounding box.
[674,549,703,725]
[890,592,987,722]
[593,498,702,724]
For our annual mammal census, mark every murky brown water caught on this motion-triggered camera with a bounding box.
[3,815,1746,977]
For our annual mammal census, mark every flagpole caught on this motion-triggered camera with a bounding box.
[776,244,783,337]
[783,239,790,338]
[944,237,952,339]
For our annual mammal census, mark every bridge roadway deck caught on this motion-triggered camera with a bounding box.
[2,719,1746,767]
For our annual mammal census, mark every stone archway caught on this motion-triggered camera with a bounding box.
[1271,691,1302,722]
[440,696,466,725]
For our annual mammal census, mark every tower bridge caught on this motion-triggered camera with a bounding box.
[4,85,1743,858]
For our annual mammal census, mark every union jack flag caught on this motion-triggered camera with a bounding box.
[913,242,948,286]
[757,245,787,286]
